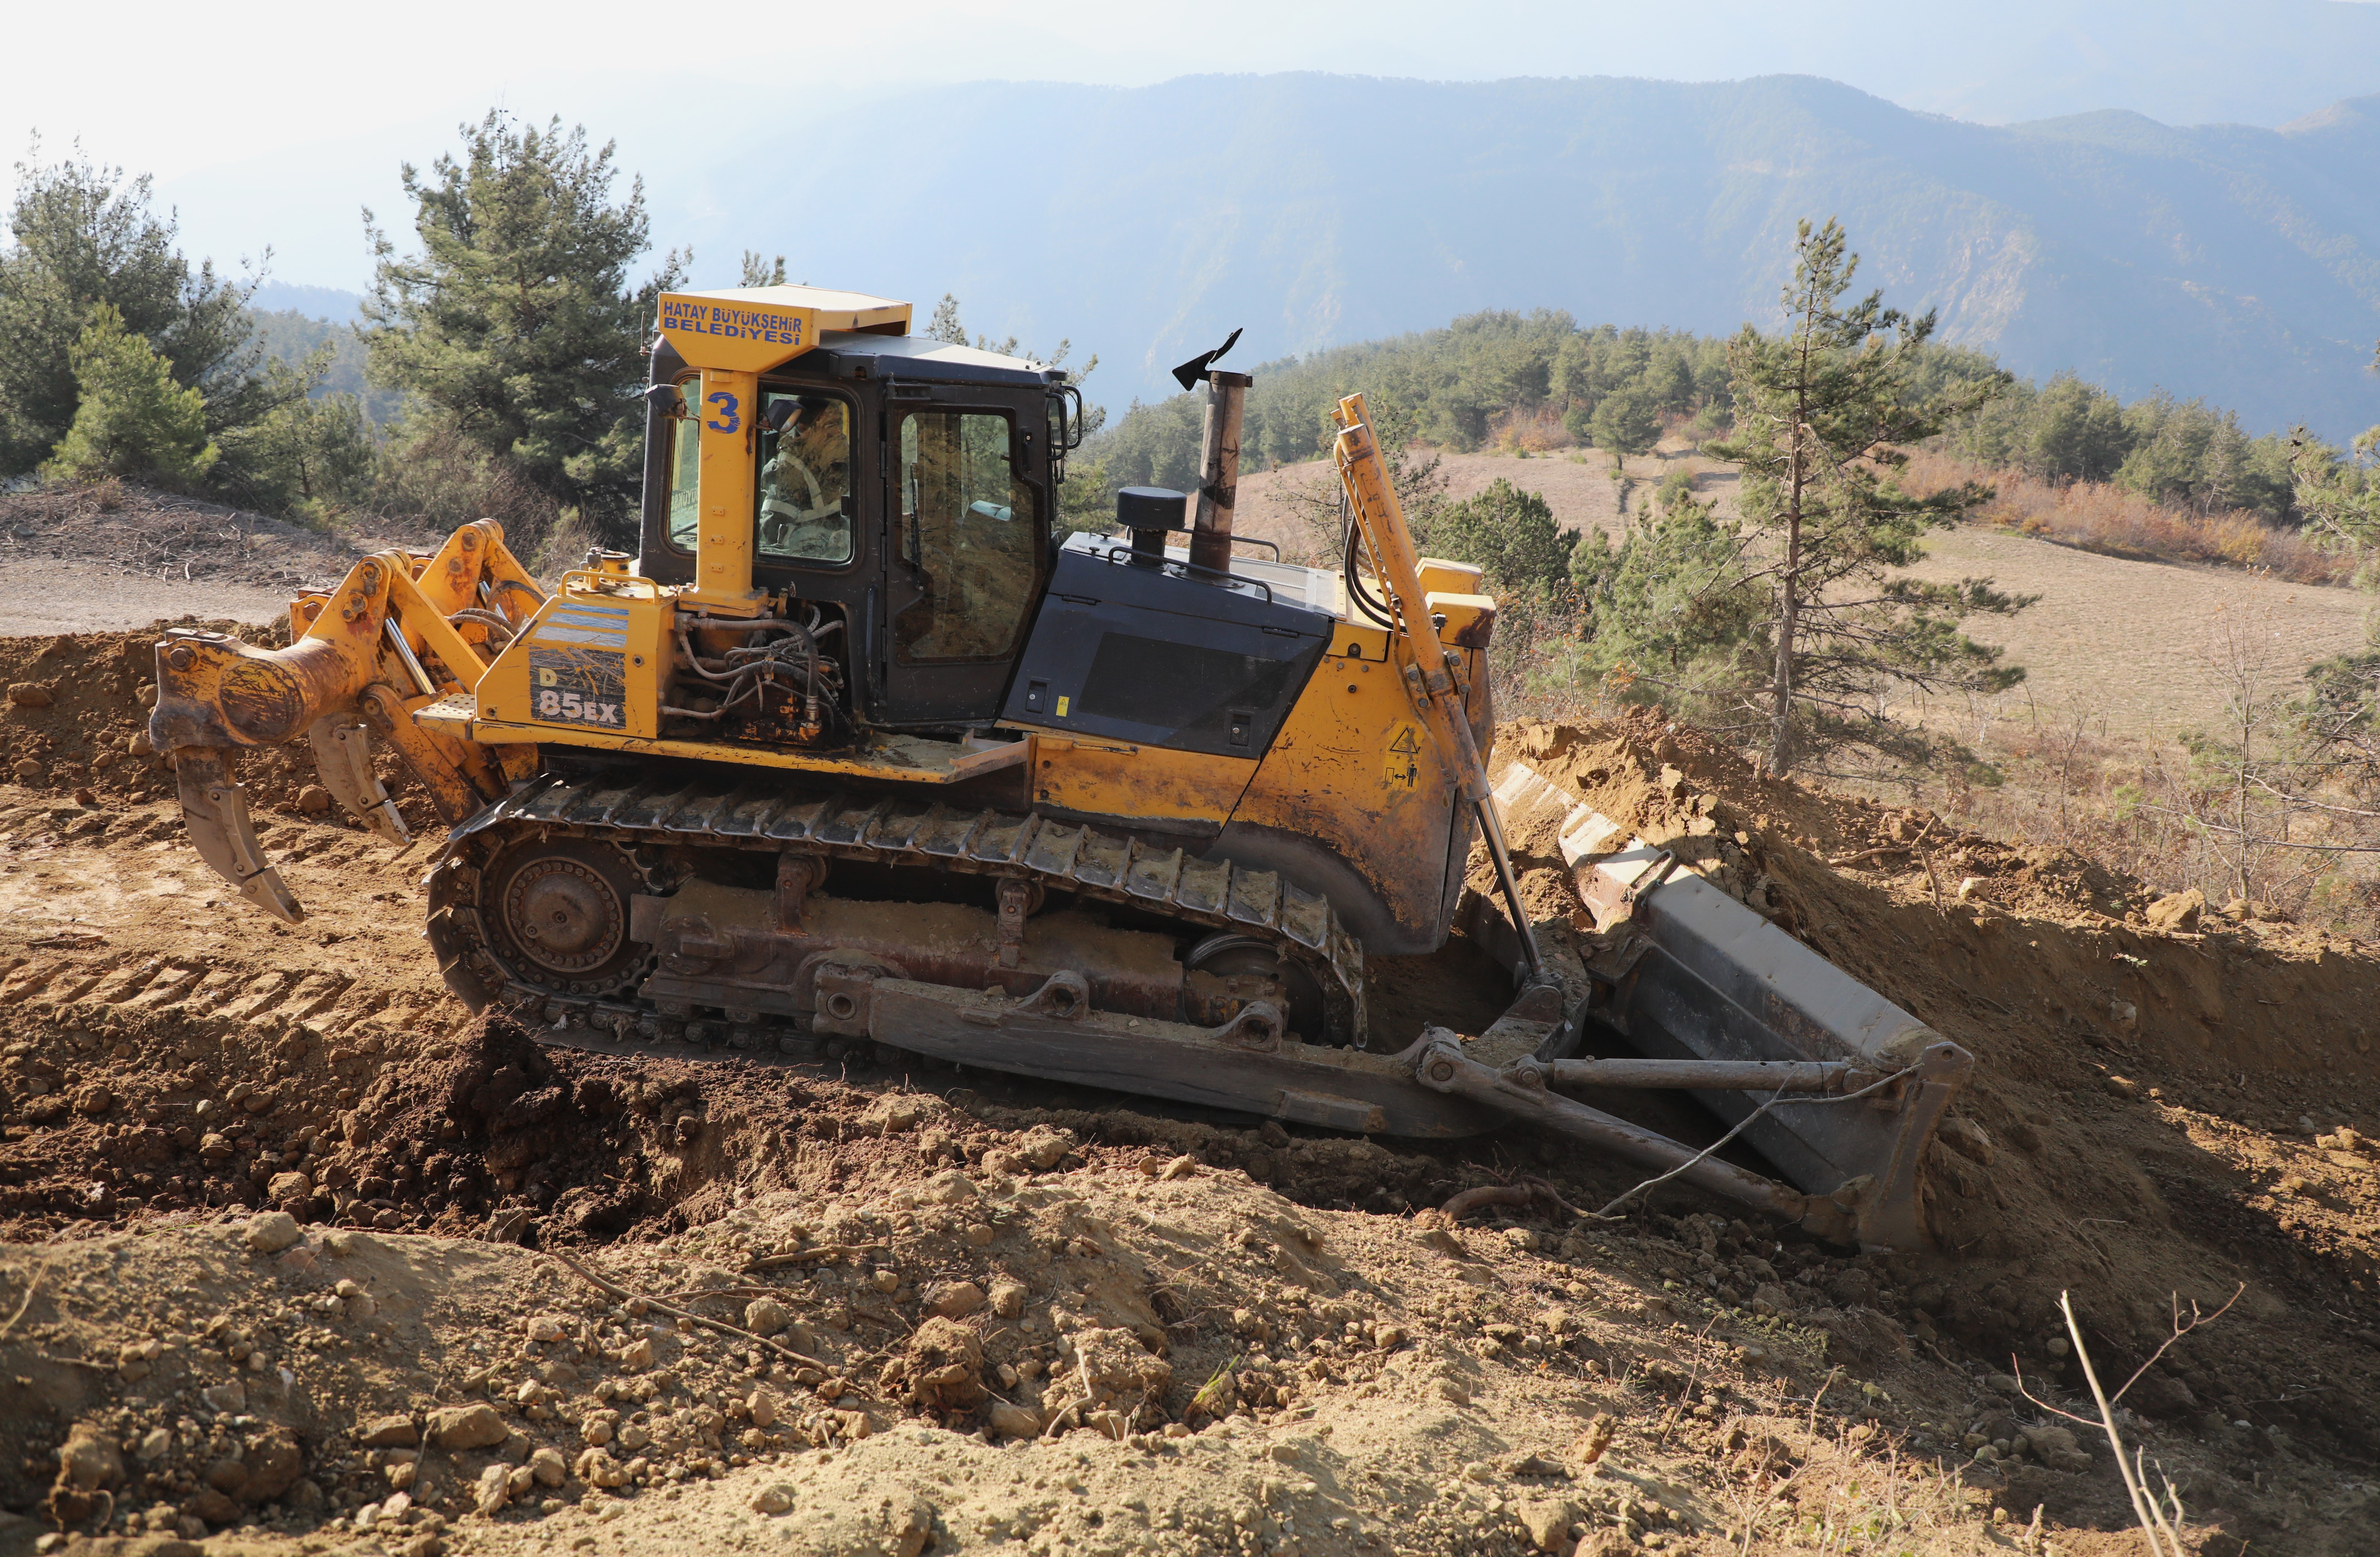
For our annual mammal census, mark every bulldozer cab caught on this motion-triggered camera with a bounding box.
[637,322,1072,732]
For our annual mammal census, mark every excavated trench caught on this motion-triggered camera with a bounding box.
[0,932,1765,1253]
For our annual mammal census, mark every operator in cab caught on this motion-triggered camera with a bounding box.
[760,396,853,563]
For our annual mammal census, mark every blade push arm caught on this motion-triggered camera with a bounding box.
[151,520,535,923]
[1331,392,1546,982]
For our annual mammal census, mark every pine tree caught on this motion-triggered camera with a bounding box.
[920,294,1108,533]
[218,369,377,518]
[1586,385,1660,477]
[739,251,788,287]
[2289,424,2380,555]
[45,301,219,487]
[362,112,684,542]
[925,294,968,345]
[1426,477,1569,594]
[1277,393,1446,562]
[1706,218,2027,774]
[0,145,267,474]
[1572,471,1768,726]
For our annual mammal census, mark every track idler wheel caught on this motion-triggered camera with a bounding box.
[481,838,652,998]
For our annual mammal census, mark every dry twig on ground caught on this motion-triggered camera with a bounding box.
[2014,1284,2245,1557]
[548,1246,837,1376]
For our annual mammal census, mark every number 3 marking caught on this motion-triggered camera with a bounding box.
[705,391,741,435]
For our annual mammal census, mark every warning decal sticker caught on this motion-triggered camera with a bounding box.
[1384,722,1421,789]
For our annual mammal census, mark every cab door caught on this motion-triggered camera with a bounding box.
[875,395,1050,728]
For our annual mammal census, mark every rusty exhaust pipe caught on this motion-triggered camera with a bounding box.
[1188,369,1251,577]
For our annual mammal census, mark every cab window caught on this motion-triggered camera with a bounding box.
[757,393,854,564]
[894,410,1039,662]
[663,376,701,551]
[660,384,854,565]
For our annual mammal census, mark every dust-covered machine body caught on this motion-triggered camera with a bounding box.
[149,284,1968,1249]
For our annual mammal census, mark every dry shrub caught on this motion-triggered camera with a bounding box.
[1899,449,2348,585]
[1716,1409,1990,1554]
[364,415,563,559]
[527,510,606,580]
[1843,703,2380,938]
[1488,406,1575,454]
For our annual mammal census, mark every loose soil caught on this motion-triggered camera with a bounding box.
[0,629,2375,1556]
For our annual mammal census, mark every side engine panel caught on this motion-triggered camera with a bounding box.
[999,536,1333,757]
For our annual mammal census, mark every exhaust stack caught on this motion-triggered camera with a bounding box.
[1189,369,1251,576]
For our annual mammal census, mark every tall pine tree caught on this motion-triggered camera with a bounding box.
[0,146,271,474]
[1708,218,2027,773]
[362,113,684,542]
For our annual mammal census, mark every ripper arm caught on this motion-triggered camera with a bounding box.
[150,521,538,923]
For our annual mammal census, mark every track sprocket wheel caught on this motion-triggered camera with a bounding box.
[1187,932,1330,1045]
[477,835,657,1001]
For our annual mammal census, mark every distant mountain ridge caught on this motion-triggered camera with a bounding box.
[212,74,2380,441]
[248,281,361,321]
[708,74,2380,439]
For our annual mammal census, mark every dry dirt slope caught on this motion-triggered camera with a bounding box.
[0,629,2373,1555]
[0,482,434,638]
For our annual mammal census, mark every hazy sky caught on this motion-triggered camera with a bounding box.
[10,0,2380,290]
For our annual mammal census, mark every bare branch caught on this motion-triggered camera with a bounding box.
[2109,1285,2246,1407]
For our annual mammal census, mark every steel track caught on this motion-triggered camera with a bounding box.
[422,770,1367,1054]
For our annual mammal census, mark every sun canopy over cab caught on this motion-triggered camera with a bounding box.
[816,330,1054,381]
[656,285,911,374]
[672,285,911,333]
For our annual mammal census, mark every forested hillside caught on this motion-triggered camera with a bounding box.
[1088,309,2315,527]
[245,309,398,423]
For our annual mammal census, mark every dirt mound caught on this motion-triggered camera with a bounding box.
[0,659,2376,1548]
[1487,710,2153,927]
[0,997,1068,1250]
[1485,712,2380,1465]
[0,481,374,594]
[1,1153,2032,1556]
[334,1016,1008,1244]
[0,622,441,825]
[0,625,240,806]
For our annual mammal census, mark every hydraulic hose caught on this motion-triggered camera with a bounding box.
[1341,493,1398,630]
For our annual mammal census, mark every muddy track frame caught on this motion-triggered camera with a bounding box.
[423,770,1368,1055]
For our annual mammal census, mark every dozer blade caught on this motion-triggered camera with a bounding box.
[174,750,303,924]
[1490,760,1972,1250]
[306,716,410,845]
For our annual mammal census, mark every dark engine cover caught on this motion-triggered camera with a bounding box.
[1001,536,1333,758]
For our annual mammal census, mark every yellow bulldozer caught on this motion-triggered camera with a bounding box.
[151,286,1968,1248]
